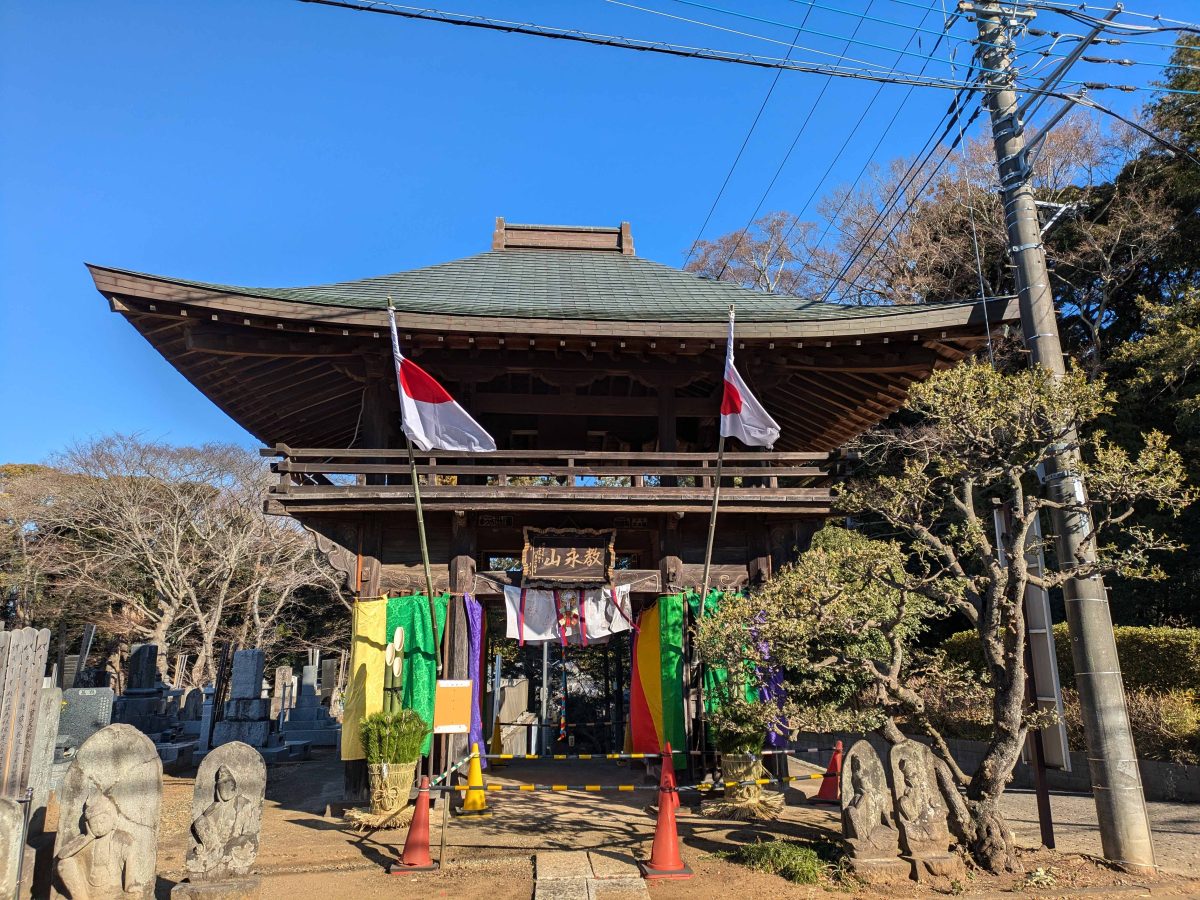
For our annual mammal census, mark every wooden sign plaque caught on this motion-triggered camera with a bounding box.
[521,527,616,587]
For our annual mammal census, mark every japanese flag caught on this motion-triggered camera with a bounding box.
[720,309,780,448]
[387,306,496,453]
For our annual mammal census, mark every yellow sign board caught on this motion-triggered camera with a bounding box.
[432,679,473,734]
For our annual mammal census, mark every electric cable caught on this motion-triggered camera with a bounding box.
[708,0,884,283]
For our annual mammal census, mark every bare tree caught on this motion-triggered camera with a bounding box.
[22,435,347,682]
[685,211,821,295]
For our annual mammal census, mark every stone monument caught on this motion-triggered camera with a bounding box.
[52,724,162,900]
[211,650,306,762]
[212,651,271,748]
[0,798,23,899]
[55,691,114,768]
[279,664,341,747]
[269,666,292,720]
[111,645,196,771]
[30,685,64,824]
[889,741,965,884]
[839,741,909,885]
[318,658,338,705]
[172,742,266,899]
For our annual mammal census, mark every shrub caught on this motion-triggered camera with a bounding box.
[728,840,831,884]
[1062,688,1200,765]
[359,709,429,765]
[942,624,1200,694]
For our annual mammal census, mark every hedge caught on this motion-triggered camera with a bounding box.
[941,624,1200,694]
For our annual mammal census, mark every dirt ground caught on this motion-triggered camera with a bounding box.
[124,750,1200,899]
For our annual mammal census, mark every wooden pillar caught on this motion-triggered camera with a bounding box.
[659,513,682,595]
[747,517,773,588]
[656,379,678,488]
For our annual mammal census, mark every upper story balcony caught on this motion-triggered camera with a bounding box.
[261,445,840,517]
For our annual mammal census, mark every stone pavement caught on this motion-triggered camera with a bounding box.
[533,850,647,900]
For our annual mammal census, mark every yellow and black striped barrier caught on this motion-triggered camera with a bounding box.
[479,748,834,762]
[434,772,832,795]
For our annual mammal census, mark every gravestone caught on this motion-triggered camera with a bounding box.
[182,689,204,722]
[229,651,263,701]
[0,627,52,802]
[270,667,292,719]
[172,742,266,899]
[212,651,274,750]
[840,741,909,885]
[297,665,318,708]
[889,742,965,884]
[197,688,215,755]
[113,644,173,737]
[57,688,114,760]
[319,659,338,705]
[0,798,23,899]
[61,655,81,691]
[52,724,162,900]
[279,663,341,747]
[29,686,63,827]
[126,644,159,694]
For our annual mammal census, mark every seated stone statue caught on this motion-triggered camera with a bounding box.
[56,792,145,899]
[185,766,257,879]
[843,753,900,855]
[895,755,951,851]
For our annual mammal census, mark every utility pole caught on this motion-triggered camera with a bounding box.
[971,1,1156,872]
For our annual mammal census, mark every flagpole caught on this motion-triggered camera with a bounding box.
[698,433,726,606]
[405,437,442,677]
[694,304,735,776]
[388,297,443,676]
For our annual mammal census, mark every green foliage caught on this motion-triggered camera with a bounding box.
[359,709,430,765]
[1115,290,1200,435]
[695,526,933,746]
[725,839,835,884]
[943,624,1200,694]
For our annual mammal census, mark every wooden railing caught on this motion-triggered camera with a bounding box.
[261,445,839,514]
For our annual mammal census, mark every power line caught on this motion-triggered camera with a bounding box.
[709,0,884,282]
[762,1,948,279]
[667,0,1023,78]
[601,0,896,73]
[292,0,1200,96]
[680,18,809,267]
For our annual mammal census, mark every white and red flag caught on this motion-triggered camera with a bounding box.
[720,308,780,448]
[387,304,496,452]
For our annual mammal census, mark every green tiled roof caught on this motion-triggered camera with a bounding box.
[104,250,986,324]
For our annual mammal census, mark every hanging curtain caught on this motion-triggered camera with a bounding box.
[386,593,449,756]
[341,596,388,761]
[464,594,487,769]
[629,594,686,754]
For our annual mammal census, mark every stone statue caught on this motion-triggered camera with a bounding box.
[56,793,142,899]
[53,724,161,900]
[174,742,265,898]
[888,741,964,884]
[839,741,908,885]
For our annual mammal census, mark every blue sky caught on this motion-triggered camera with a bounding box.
[2,0,1190,462]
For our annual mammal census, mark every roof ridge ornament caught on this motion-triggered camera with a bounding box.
[492,216,634,256]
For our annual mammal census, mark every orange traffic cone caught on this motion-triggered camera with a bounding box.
[389,776,438,873]
[660,742,680,811]
[640,748,693,881]
[813,740,843,804]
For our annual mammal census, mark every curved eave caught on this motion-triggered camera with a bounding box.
[88,263,1019,453]
[87,264,1019,341]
